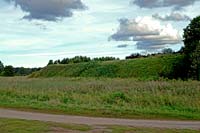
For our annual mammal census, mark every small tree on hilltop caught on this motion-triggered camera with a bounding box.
[47,60,54,66]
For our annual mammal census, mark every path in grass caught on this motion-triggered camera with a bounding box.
[0,109,200,130]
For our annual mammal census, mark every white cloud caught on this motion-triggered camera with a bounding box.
[110,16,182,50]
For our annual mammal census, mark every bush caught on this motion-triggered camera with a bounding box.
[3,66,14,77]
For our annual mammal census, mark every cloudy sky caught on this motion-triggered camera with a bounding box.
[0,0,200,67]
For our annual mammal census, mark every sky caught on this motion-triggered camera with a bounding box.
[0,0,200,67]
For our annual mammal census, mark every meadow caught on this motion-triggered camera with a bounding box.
[0,77,200,120]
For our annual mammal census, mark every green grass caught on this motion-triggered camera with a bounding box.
[0,118,91,133]
[109,126,200,133]
[0,118,199,133]
[30,54,183,80]
[0,77,200,120]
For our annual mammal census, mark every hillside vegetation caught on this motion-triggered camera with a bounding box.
[31,54,184,79]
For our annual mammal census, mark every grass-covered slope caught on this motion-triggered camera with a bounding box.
[31,54,183,79]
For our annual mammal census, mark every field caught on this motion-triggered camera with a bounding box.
[0,77,200,120]
[1,118,199,133]
[31,54,184,80]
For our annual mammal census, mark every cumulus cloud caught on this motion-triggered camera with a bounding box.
[5,0,86,21]
[133,0,198,9]
[110,17,181,50]
[152,12,191,21]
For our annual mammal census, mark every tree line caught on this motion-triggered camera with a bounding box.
[47,56,120,65]
[125,48,178,59]
[0,62,40,77]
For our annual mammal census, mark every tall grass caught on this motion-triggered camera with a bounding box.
[0,77,200,120]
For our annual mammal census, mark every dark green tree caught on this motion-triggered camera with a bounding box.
[3,65,14,77]
[162,48,174,54]
[183,16,200,80]
[0,61,4,74]
[191,45,200,80]
[183,16,200,56]
[47,60,54,65]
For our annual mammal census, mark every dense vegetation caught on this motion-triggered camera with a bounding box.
[183,16,200,80]
[31,54,185,80]
[0,77,200,120]
[48,56,119,65]
[0,62,40,76]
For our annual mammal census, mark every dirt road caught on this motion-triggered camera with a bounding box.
[0,109,200,130]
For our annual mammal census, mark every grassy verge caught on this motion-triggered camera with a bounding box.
[0,77,200,120]
[109,126,199,133]
[0,118,91,133]
[0,118,199,133]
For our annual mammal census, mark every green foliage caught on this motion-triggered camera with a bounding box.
[191,45,200,80]
[109,125,199,133]
[0,61,4,75]
[32,54,184,80]
[162,48,174,54]
[3,65,14,77]
[183,16,200,55]
[50,56,119,66]
[183,16,200,80]
[47,60,54,65]
[0,61,38,76]
[0,77,200,120]
[93,57,119,61]
[105,92,131,104]
[14,67,40,76]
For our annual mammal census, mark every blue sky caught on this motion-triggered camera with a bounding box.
[0,0,200,67]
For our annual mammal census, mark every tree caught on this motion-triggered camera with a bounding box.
[54,60,61,64]
[0,61,4,74]
[183,16,200,80]
[47,60,54,65]
[191,45,200,80]
[162,48,174,54]
[3,65,14,77]
[183,16,200,56]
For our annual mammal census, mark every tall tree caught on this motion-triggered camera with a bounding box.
[183,16,200,80]
[183,16,200,56]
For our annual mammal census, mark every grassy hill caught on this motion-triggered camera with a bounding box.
[30,54,184,80]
